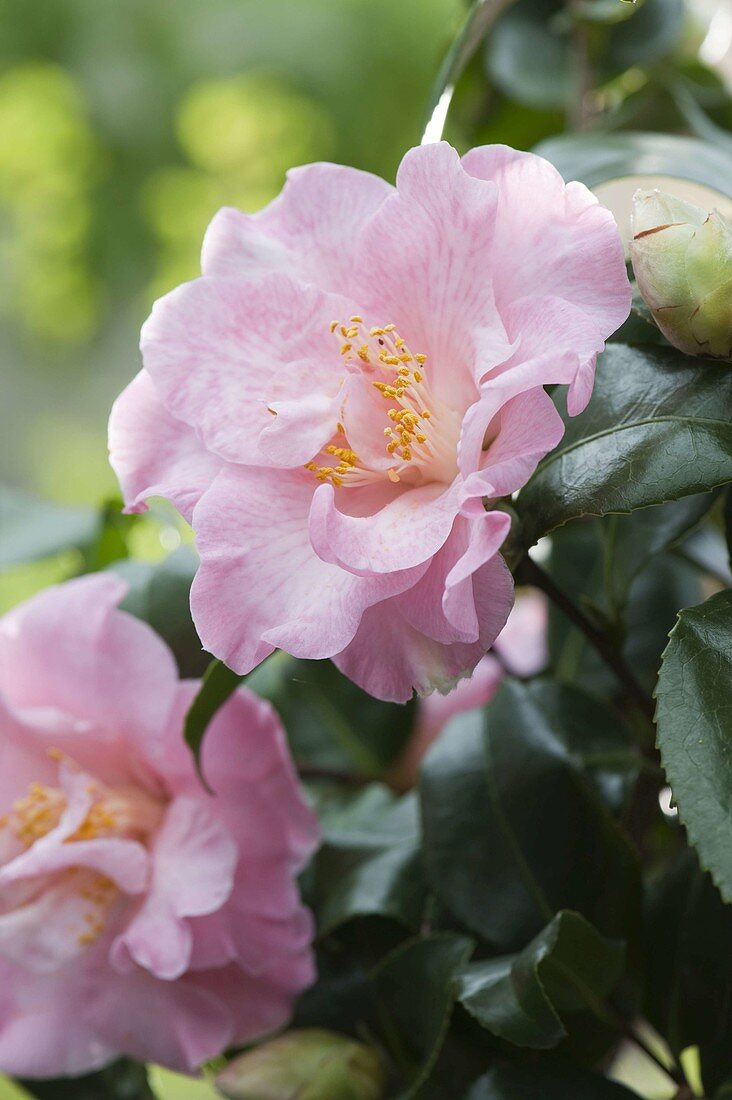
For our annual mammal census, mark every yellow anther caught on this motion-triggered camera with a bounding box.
[413,370,423,383]
[350,315,363,323]
[388,468,401,482]
[340,343,352,355]
[422,410,431,418]
[415,353,427,364]
[383,324,396,332]
[358,346,370,362]
[330,320,339,333]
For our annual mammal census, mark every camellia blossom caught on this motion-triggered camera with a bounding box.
[110,141,630,702]
[389,588,548,789]
[0,575,319,1078]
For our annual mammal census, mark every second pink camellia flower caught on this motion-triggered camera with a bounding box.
[0,575,319,1078]
[110,141,631,702]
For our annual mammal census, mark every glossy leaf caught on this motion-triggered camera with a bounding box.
[248,653,414,776]
[369,934,474,1098]
[465,1062,641,1099]
[457,910,624,1048]
[183,657,244,771]
[310,786,426,934]
[602,495,714,617]
[0,487,99,568]
[112,548,208,677]
[420,680,641,951]
[656,591,732,902]
[536,131,732,199]
[644,850,732,1092]
[516,344,732,550]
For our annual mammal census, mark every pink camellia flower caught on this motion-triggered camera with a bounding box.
[0,575,319,1078]
[110,141,630,702]
[389,588,548,789]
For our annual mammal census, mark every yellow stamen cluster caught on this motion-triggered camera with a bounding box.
[1,783,65,845]
[306,318,434,488]
[77,874,118,946]
[305,441,359,488]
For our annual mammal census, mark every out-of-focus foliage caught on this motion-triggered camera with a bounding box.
[0,0,463,511]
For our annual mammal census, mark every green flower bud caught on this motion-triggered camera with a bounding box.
[630,188,732,360]
[216,1029,387,1100]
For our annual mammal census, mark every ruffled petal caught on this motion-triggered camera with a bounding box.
[109,369,224,522]
[202,163,392,293]
[353,142,501,411]
[111,796,237,981]
[0,575,178,786]
[190,466,425,672]
[141,273,356,465]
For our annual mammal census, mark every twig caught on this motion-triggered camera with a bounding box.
[516,555,655,726]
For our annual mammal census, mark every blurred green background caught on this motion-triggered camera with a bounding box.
[0,0,468,511]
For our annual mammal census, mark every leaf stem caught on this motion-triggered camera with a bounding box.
[421,0,515,144]
[516,555,656,726]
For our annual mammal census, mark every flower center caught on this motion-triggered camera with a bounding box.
[2,778,163,848]
[0,762,165,950]
[305,318,460,489]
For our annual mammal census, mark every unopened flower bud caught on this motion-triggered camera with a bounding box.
[216,1029,387,1100]
[630,189,732,360]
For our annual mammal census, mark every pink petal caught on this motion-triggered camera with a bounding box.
[141,272,356,466]
[0,957,116,1078]
[333,591,501,704]
[461,386,566,507]
[443,512,514,642]
[308,479,461,575]
[461,144,631,339]
[201,163,392,293]
[494,589,548,678]
[191,466,424,672]
[111,796,237,981]
[353,142,501,411]
[109,369,224,522]
[0,575,178,786]
[91,968,234,1072]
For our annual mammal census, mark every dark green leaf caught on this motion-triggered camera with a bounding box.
[548,521,703,697]
[19,1060,155,1099]
[0,487,99,568]
[536,131,732,199]
[183,658,244,772]
[310,786,426,934]
[486,0,571,110]
[604,0,684,70]
[420,680,641,950]
[725,487,732,573]
[465,1062,641,1099]
[112,548,208,677]
[249,653,414,777]
[602,495,714,617]
[457,910,624,1048]
[656,591,732,902]
[644,849,732,1090]
[369,933,474,1098]
[516,344,732,550]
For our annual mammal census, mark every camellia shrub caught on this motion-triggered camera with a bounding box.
[2,0,732,1098]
